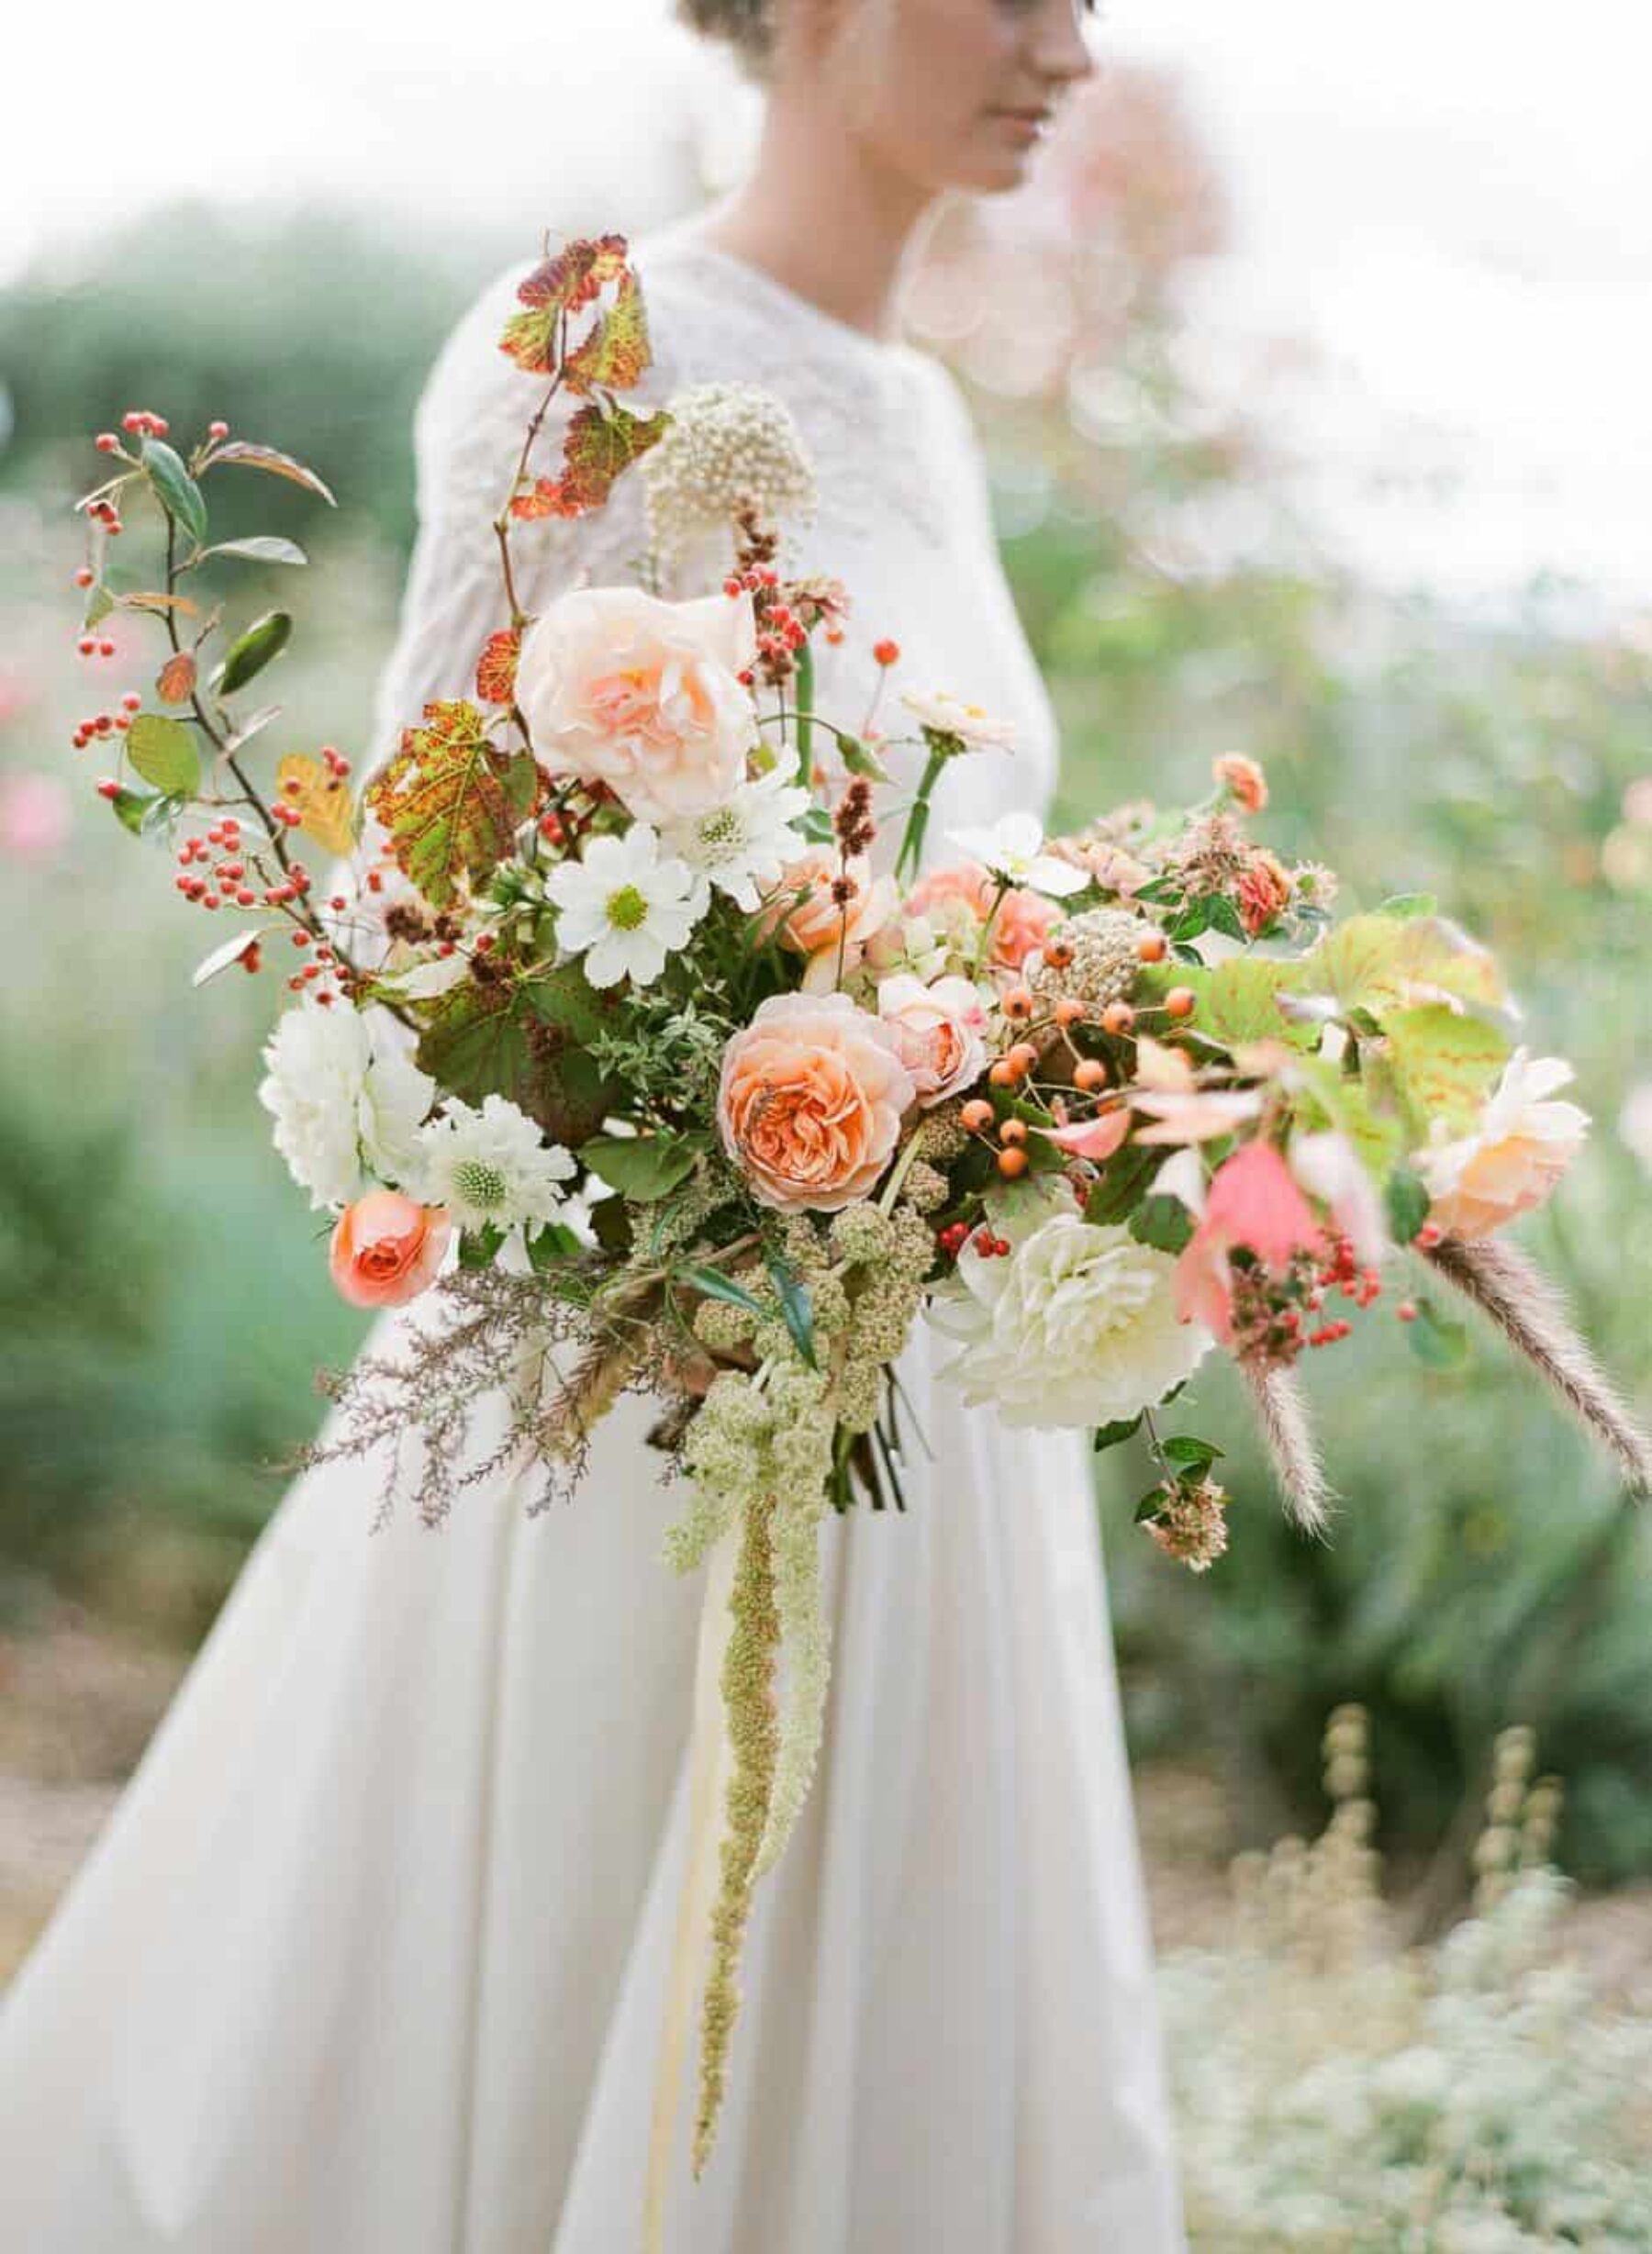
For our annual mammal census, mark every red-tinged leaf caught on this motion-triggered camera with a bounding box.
[550,401,671,515]
[498,234,631,372]
[123,590,202,617]
[365,698,546,909]
[563,269,653,396]
[508,477,589,522]
[206,441,337,507]
[475,629,521,705]
[157,651,197,705]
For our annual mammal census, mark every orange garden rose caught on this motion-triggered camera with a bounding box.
[759,847,898,989]
[717,992,917,1211]
[329,1189,452,1309]
[902,859,1057,972]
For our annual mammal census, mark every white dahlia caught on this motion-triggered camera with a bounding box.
[256,1002,434,1212]
[931,1203,1213,1428]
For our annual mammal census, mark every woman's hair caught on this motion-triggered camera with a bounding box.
[676,0,776,76]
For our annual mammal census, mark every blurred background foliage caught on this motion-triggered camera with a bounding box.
[2,64,1648,1899]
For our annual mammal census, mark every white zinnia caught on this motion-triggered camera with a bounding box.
[947,809,1088,898]
[932,1209,1213,1428]
[899,687,1017,752]
[659,764,812,911]
[544,823,704,988]
[417,1094,576,1234]
[257,1001,434,1212]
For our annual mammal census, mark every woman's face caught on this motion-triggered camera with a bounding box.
[801,0,1099,196]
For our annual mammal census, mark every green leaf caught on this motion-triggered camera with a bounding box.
[141,437,207,548]
[1407,1291,1470,1371]
[1287,1052,1408,1181]
[206,439,337,506]
[1130,1194,1196,1255]
[458,1222,507,1270]
[1378,892,1438,919]
[108,784,159,835]
[364,699,538,909]
[83,584,115,630]
[526,1220,586,1270]
[1162,1434,1224,1471]
[1168,896,1214,943]
[581,1133,701,1201]
[1084,1137,1165,1227]
[1384,1164,1433,1246]
[1134,1485,1170,1524]
[837,734,892,783]
[1139,955,1313,1051]
[211,610,293,697]
[680,1266,766,1317]
[126,712,201,796]
[798,808,836,844]
[416,975,611,1146]
[766,1255,819,1371]
[1092,1415,1144,1455]
[1384,1005,1510,1138]
[198,535,307,567]
[1205,894,1249,942]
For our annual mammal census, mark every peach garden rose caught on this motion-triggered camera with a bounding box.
[902,859,1057,973]
[514,585,758,825]
[329,1189,452,1309]
[758,847,898,990]
[717,992,916,1212]
[1413,1048,1590,1239]
[875,973,988,1106]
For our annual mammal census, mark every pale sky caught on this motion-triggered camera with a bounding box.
[11,0,1652,618]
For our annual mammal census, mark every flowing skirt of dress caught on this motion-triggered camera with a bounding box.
[0,1297,1188,2252]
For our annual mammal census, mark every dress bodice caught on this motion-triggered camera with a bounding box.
[367,213,1059,849]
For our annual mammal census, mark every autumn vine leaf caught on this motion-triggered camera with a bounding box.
[497,233,631,374]
[563,269,653,396]
[275,751,356,856]
[509,403,671,521]
[475,629,521,705]
[365,697,544,909]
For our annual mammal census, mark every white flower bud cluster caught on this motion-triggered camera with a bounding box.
[1032,907,1142,1014]
[642,381,818,563]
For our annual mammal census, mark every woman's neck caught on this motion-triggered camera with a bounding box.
[695,106,940,345]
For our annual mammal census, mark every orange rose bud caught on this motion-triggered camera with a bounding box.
[1165,988,1197,1020]
[329,1191,452,1310]
[1073,1058,1110,1092]
[996,1146,1029,1178]
[1134,930,1167,964]
[1101,1001,1136,1035]
[961,1098,996,1133]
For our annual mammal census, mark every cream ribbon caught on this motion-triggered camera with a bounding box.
[642,1521,740,2254]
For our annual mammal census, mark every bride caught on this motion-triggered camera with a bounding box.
[0,2,1189,2246]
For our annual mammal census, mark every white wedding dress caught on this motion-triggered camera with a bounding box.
[0,210,1188,2252]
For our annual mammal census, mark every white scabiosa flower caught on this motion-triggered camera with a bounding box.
[641,381,817,562]
[931,1201,1213,1427]
[543,823,704,988]
[417,1095,576,1233]
[899,687,1017,753]
[659,764,812,911]
[257,1002,434,1212]
[946,809,1088,897]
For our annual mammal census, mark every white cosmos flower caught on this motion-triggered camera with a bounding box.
[544,822,704,988]
[946,809,1088,897]
[257,1001,434,1212]
[416,1094,577,1234]
[899,687,1017,751]
[931,1199,1212,1428]
[659,764,812,911]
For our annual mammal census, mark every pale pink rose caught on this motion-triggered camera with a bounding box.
[876,973,988,1106]
[903,860,1057,972]
[514,585,757,824]
[329,1190,452,1309]
[0,771,72,861]
[1133,1088,1266,1145]
[1413,1048,1590,1240]
[760,849,898,988]
[717,992,916,1211]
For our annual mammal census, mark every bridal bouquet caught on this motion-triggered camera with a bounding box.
[66,229,1651,2197]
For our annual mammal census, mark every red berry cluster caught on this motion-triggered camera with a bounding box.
[75,634,118,659]
[72,689,141,751]
[120,408,170,440]
[84,497,123,538]
[934,1221,1012,1262]
[1228,1227,1389,1367]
